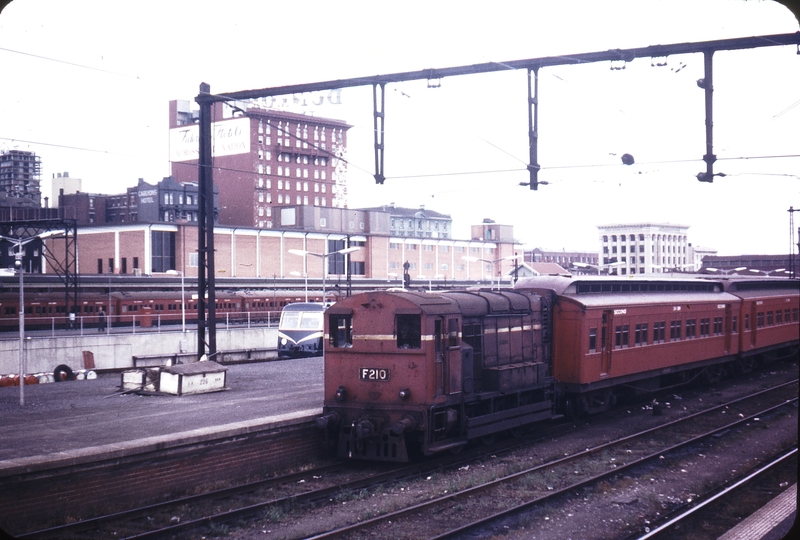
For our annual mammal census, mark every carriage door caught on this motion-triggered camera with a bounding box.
[434,318,445,396]
[601,310,613,376]
[446,318,462,394]
[724,304,732,353]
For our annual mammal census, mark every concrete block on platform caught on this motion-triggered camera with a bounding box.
[159,361,227,396]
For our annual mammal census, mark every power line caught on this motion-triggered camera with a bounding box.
[0,46,142,79]
[0,137,136,156]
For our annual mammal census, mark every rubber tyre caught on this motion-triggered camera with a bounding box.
[53,364,75,382]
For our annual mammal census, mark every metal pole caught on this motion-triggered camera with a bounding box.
[322,254,327,304]
[181,271,186,333]
[17,243,24,406]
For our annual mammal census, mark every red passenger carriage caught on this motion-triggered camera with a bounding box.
[318,276,798,461]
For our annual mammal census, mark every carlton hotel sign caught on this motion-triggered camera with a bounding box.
[169,117,250,162]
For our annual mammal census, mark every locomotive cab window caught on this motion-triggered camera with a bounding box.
[329,314,352,347]
[396,314,421,349]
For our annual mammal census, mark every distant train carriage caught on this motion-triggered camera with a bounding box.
[277,303,326,358]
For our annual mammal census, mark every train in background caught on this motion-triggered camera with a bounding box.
[0,288,324,330]
[316,275,799,461]
[277,302,326,358]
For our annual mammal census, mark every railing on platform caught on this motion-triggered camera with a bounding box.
[0,310,280,338]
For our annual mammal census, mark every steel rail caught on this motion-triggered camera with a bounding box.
[308,381,797,539]
[633,447,797,539]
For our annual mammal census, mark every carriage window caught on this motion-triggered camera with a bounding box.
[329,314,352,347]
[396,314,421,349]
[635,323,648,346]
[588,327,597,353]
[614,325,629,349]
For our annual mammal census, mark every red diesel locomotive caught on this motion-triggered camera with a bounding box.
[316,275,799,462]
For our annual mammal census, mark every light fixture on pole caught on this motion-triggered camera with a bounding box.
[462,255,518,290]
[166,270,186,333]
[707,266,747,275]
[0,230,63,406]
[574,261,626,275]
[289,246,361,302]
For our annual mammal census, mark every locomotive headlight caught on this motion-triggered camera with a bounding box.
[335,385,347,402]
[398,388,410,401]
[281,338,287,346]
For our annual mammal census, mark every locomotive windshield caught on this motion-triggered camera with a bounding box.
[279,311,323,331]
[396,314,421,349]
[329,314,352,347]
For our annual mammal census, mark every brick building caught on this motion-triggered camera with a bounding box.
[58,177,218,226]
[42,206,521,286]
[169,100,350,228]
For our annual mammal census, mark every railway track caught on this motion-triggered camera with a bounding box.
[308,380,798,539]
[630,448,797,540]
[22,377,797,540]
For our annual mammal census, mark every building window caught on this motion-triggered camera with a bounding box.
[151,231,176,274]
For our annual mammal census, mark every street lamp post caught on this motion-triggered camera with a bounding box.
[289,246,361,302]
[1,231,63,406]
[290,271,309,302]
[166,270,186,333]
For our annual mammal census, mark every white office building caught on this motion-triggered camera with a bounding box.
[598,223,690,275]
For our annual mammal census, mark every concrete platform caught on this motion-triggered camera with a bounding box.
[0,356,323,476]
[718,483,797,540]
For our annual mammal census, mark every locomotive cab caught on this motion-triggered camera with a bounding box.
[318,289,556,462]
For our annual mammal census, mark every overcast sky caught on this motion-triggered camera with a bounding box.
[1,0,798,256]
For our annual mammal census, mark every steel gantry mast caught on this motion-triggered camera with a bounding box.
[194,32,800,358]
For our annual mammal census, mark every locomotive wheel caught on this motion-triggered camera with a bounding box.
[53,364,75,382]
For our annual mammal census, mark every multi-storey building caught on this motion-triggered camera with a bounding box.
[525,247,598,267]
[358,204,452,238]
[50,172,81,208]
[688,244,717,272]
[41,203,521,287]
[0,149,41,207]
[58,177,217,226]
[598,223,690,275]
[169,100,350,228]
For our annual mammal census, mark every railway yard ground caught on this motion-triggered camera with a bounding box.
[0,357,796,539]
